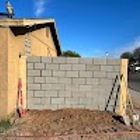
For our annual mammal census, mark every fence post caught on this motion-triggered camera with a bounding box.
[119,59,128,116]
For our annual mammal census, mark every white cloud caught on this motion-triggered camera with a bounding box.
[34,0,47,17]
[113,36,140,58]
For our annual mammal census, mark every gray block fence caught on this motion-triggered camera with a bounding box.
[27,57,121,111]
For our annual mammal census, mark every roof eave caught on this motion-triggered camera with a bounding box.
[0,18,62,56]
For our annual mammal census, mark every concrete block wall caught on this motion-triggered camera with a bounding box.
[27,57,121,111]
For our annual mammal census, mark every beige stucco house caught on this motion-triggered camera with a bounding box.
[0,18,62,117]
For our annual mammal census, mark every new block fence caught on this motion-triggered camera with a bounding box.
[27,57,121,111]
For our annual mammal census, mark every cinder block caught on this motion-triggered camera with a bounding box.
[86,92,96,98]
[44,91,58,97]
[72,105,85,109]
[86,65,100,71]
[45,105,58,110]
[46,64,59,70]
[45,77,58,83]
[58,104,72,109]
[72,91,87,97]
[28,97,41,104]
[58,78,72,84]
[65,84,79,91]
[27,91,34,97]
[94,59,107,65]
[98,104,106,111]
[66,71,79,77]
[105,87,115,94]
[42,70,52,77]
[107,59,121,65]
[34,77,45,83]
[97,85,111,92]
[72,64,86,70]
[79,98,92,105]
[93,71,107,78]
[28,56,41,63]
[85,105,98,110]
[100,87,110,93]
[27,77,34,84]
[51,98,65,104]
[28,104,45,110]
[86,78,99,85]
[28,70,40,76]
[41,98,51,104]
[79,58,93,64]
[34,91,45,98]
[27,104,44,110]
[27,63,34,69]
[41,57,52,63]
[58,91,72,97]
[41,84,52,90]
[41,70,52,77]
[27,104,34,110]
[72,78,86,84]
[33,104,45,110]
[28,84,41,90]
[52,57,66,63]
[66,58,79,63]
[60,64,72,70]
[95,98,106,107]
[99,79,113,85]
[91,85,99,91]
[79,85,93,91]
[65,98,79,105]
[101,66,114,72]
[52,84,65,90]
[34,63,45,69]
[53,71,66,77]
[114,66,120,72]
[107,72,118,79]
[79,71,92,78]
[93,100,105,111]
[34,91,45,97]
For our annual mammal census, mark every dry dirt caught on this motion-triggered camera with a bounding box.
[4,108,140,135]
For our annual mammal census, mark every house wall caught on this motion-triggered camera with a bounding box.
[0,28,8,116]
[31,27,57,57]
[27,57,123,112]
[7,27,24,114]
[0,25,58,117]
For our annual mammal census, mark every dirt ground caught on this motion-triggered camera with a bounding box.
[0,89,139,137]
[2,108,140,135]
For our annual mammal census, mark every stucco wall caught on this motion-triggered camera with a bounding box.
[31,27,57,57]
[27,57,122,112]
[0,28,8,116]
[7,27,22,114]
[0,25,58,117]
[7,27,57,115]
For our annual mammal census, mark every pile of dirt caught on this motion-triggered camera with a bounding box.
[5,109,140,135]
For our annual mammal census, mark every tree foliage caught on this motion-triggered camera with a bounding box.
[61,50,81,57]
[120,47,140,64]
[121,52,133,59]
[133,47,140,62]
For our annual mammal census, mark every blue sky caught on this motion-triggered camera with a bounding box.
[1,0,140,57]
